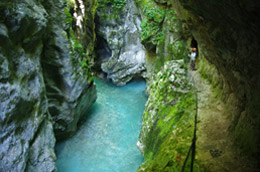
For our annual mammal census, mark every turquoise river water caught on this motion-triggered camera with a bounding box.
[56,78,147,172]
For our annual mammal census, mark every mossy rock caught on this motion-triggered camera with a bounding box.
[138,60,203,171]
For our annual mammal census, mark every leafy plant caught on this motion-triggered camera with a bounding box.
[62,0,94,83]
[68,28,93,83]
[97,0,126,20]
[64,7,73,25]
[135,0,167,49]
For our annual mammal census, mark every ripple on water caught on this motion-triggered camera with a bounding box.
[56,78,147,172]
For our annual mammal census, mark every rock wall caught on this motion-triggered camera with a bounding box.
[42,0,97,140]
[0,0,97,171]
[137,60,203,171]
[134,0,201,170]
[134,0,190,87]
[136,0,260,170]
[95,0,146,86]
[170,0,260,157]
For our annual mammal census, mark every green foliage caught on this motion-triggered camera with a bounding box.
[136,0,166,48]
[67,0,75,9]
[140,19,163,45]
[111,0,127,9]
[97,0,126,19]
[136,0,183,53]
[167,41,189,62]
[64,7,73,26]
[63,0,76,32]
[62,0,94,83]
[69,29,93,83]
[136,0,189,68]
[143,5,165,23]
[198,57,224,100]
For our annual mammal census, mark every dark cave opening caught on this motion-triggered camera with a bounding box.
[190,38,198,50]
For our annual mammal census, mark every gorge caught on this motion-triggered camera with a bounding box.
[0,0,260,172]
[56,78,147,172]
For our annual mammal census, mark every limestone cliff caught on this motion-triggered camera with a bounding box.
[0,0,97,171]
[170,0,260,157]
[134,0,189,87]
[136,0,260,171]
[137,60,203,171]
[95,0,146,86]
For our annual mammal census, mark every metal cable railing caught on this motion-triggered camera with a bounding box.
[181,77,198,172]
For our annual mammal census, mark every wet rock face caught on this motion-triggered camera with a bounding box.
[26,119,56,172]
[137,60,199,171]
[73,0,97,54]
[138,60,190,154]
[96,0,146,86]
[41,25,97,140]
[134,0,190,83]
[0,0,97,171]
[170,0,260,156]
[0,1,55,171]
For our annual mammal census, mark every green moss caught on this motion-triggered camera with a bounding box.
[66,0,75,9]
[198,57,225,101]
[61,0,97,83]
[68,29,93,83]
[139,91,203,171]
[167,41,189,60]
[135,0,166,49]
[97,0,126,20]
[64,7,73,26]
[138,60,204,171]
[136,0,190,78]
[136,0,184,49]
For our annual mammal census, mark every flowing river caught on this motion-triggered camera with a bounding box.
[55,78,147,172]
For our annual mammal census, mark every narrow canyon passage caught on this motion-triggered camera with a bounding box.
[55,78,147,172]
[189,71,258,172]
[1,1,260,171]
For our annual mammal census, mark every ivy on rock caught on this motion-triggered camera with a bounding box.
[97,0,127,19]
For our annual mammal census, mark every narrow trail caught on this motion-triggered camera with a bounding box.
[188,70,257,172]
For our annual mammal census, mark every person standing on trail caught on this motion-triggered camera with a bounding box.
[189,47,197,70]
[189,39,198,71]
